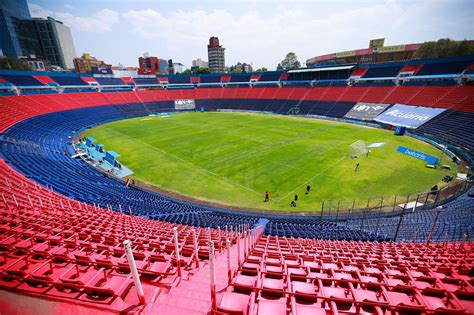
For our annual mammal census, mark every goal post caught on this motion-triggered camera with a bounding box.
[349,140,368,158]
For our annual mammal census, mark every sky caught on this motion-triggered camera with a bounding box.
[29,0,473,70]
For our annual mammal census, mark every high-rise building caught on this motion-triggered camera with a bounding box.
[168,59,174,75]
[0,0,33,57]
[173,62,185,74]
[32,17,77,69]
[207,36,225,73]
[0,1,77,69]
[192,58,208,68]
[74,53,108,73]
[138,55,168,74]
[139,56,159,73]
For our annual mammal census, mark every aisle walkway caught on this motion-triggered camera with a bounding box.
[148,234,249,314]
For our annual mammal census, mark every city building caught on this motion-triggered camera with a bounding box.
[0,0,32,58]
[159,59,168,74]
[0,1,77,69]
[32,17,77,69]
[138,55,168,74]
[168,59,174,74]
[192,58,208,68]
[138,56,159,74]
[232,62,253,73]
[207,36,225,73]
[20,56,50,71]
[73,53,108,73]
[173,62,185,73]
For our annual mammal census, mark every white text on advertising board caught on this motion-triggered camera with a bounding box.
[385,109,430,121]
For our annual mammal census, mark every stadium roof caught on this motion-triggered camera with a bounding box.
[287,65,355,73]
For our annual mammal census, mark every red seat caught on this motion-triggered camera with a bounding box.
[384,290,425,311]
[234,273,258,294]
[288,268,307,281]
[261,277,285,298]
[453,291,474,314]
[241,262,260,276]
[217,291,254,315]
[291,300,326,315]
[83,272,133,300]
[141,261,172,280]
[291,281,318,303]
[56,266,101,294]
[352,288,386,304]
[264,265,284,278]
[257,299,287,315]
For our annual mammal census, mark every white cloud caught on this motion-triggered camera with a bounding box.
[29,3,120,33]
[122,0,472,69]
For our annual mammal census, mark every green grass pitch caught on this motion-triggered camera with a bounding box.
[85,111,456,212]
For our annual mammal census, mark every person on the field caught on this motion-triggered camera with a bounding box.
[294,194,298,201]
[355,163,360,171]
[290,200,297,207]
[264,191,270,202]
[306,185,311,194]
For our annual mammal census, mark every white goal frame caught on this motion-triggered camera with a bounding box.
[349,140,368,158]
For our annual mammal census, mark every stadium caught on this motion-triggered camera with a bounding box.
[0,1,474,314]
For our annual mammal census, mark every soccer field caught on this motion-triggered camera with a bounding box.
[85,111,456,212]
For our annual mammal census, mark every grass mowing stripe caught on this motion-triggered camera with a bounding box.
[86,112,457,212]
[100,126,262,196]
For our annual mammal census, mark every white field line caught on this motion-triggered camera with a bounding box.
[276,134,383,202]
[102,126,262,196]
[213,124,337,165]
[275,156,346,202]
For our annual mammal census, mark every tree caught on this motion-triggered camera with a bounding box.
[280,52,301,70]
[415,38,474,59]
[0,57,31,70]
[256,67,268,72]
[195,67,210,74]
[181,69,192,74]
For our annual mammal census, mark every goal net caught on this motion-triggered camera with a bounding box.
[349,140,368,158]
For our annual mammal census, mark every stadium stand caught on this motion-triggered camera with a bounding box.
[230,74,251,83]
[416,110,474,152]
[0,158,240,313]
[95,77,125,86]
[363,65,403,78]
[259,71,284,82]
[218,235,474,315]
[2,162,471,313]
[0,74,42,86]
[200,75,221,84]
[134,77,158,85]
[0,89,472,234]
[50,75,88,86]
[343,188,474,242]
[168,75,191,84]
[416,61,472,76]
